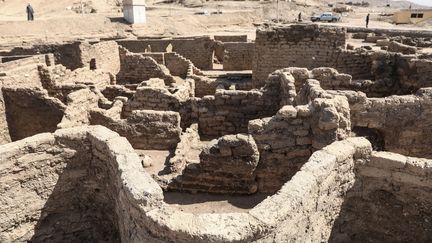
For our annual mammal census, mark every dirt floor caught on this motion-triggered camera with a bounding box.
[136,149,172,175]
[164,191,270,213]
[135,141,270,214]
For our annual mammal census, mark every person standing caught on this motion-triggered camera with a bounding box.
[366,13,370,28]
[298,12,302,22]
[26,3,34,21]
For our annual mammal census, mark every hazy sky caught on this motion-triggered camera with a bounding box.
[405,0,432,7]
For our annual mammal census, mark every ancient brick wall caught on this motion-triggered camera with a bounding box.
[197,89,280,137]
[166,124,200,173]
[141,52,165,64]
[168,134,260,194]
[164,52,191,78]
[333,50,373,79]
[253,24,346,86]
[117,37,214,70]
[0,42,87,70]
[249,94,351,192]
[330,151,432,242]
[253,138,371,242]
[0,54,53,87]
[116,47,172,84]
[57,89,99,129]
[0,90,10,144]
[1,88,66,141]
[123,83,191,114]
[349,88,432,159]
[101,85,135,101]
[190,75,219,98]
[223,42,254,70]
[90,108,182,150]
[214,35,248,42]
[91,41,121,75]
[398,58,432,91]
[0,126,163,242]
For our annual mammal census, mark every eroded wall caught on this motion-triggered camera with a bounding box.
[2,88,66,141]
[330,151,432,242]
[117,37,214,70]
[223,42,254,71]
[253,24,348,86]
[348,88,432,158]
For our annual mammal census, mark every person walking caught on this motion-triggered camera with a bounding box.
[26,3,34,21]
[366,13,370,28]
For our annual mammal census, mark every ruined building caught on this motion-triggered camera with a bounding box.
[1,24,432,242]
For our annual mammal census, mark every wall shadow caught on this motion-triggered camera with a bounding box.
[28,141,120,242]
[329,172,432,243]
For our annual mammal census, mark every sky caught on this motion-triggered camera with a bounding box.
[405,0,432,7]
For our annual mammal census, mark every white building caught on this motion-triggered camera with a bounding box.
[123,0,146,24]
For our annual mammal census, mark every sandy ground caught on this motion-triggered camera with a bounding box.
[164,191,270,213]
[0,0,430,48]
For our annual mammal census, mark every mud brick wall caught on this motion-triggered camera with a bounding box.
[141,53,165,64]
[214,35,248,42]
[0,132,119,242]
[91,41,121,75]
[350,88,432,159]
[334,50,373,80]
[102,85,135,101]
[399,58,432,91]
[249,95,351,192]
[116,47,171,84]
[57,89,99,129]
[191,75,219,98]
[167,124,200,173]
[0,126,164,242]
[253,24,346,86]
[223,42,254,71]
[2,87,66,141]
[123,85,190,115]
[0,55,35,63]
[0,54,54,87]
[164,52,191,78]
[168,134,260,194]
[90,109,181,150]
[0,90,10,144]
[117,37,214,70]
[197,89,280,137]
[330,151,432,242]
[0,42,87,70]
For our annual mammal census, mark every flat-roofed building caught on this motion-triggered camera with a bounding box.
[393,8,432,24]
[123,0,146,24]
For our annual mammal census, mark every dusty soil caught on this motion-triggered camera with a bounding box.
[164,191,270,213]
[0,0,430,48]
[136,149,172,175]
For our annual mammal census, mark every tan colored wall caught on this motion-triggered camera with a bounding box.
[330,151,432,242]
[0,90,10,145]
[116,47,172,84]
[394,9,432,24]
[223,42,254,71]
[253,24,347,86]
[117,37,214,70]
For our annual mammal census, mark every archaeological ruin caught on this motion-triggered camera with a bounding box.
[1,23,432,242]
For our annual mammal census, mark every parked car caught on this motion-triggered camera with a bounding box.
[311,12,341,22]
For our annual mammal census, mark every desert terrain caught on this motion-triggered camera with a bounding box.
[0,0,430,48]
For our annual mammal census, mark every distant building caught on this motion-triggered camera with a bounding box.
[123,0,146,24]
[393,8,432,24]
